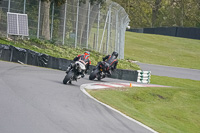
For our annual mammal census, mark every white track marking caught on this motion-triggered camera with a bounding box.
[80,83,159,133]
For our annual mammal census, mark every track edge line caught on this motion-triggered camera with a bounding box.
[80,83,158,133]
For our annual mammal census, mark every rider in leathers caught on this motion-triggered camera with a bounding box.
[66,51,91,77]
[102,51,118,76]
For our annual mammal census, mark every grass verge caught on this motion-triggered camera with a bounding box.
[87,75,200,133]
[125,32,200,69]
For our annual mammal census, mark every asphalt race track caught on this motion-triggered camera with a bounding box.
[0,61,154,133]
[137,62,200,81]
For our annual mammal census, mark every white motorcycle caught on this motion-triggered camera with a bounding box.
[63,61,86,84]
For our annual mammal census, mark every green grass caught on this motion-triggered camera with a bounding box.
[87,32,200,132]
[87,76,200,133]
[125,32,200,69]
[0,37,140,70]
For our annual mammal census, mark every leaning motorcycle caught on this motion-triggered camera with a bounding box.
[89,61,110,80]
[63,61,86,84]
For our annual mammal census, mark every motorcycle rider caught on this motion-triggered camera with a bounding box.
[102,51,118,76]
[66,51,91,78]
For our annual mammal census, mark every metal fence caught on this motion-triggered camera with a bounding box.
[0,0,129,59]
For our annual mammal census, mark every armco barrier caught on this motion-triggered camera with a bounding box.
[58,58,72,71]
[143,28,155,34]
[126,28,143,33]
[128,27,200,40]
[154,27,177,36]
[176,27,200,39]
[10,46,27,64]
[48,56,59,69]
[0,43,146,83]
[27,50,39,66]
[0,44,11,61]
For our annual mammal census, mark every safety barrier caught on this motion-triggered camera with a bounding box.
[127,27,200,40]
[136,70,151,84]
[0,44,72,70]
[0,43,151,83]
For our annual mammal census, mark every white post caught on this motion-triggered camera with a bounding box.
[99,10,109,52]
[115,9,121,52]
[96,4,100,51]
[86,2,90,48]
[106,5,111,54]
[62,0,67,45]
[7,0,11,38]
[23,0,26,13]
[75,0,79,48]
[8,0,10,12]
[37,0,41,39]
[50,2,55,40]
[118,19,123,59]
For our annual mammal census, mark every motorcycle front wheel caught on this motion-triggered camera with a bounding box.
[63,71,74,84]
[89,69,99,80]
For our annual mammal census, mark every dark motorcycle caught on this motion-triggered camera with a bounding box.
[89,61,111,80]
[63,61,86,84]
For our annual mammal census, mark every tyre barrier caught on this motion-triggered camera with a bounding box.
[0,43,150,83]
[136,70,151,84]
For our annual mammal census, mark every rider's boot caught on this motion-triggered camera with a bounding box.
[81,71,85,78]
[97,75,101,80]
[77,75,82,79]
[81,73,85,78]
[107,70,112,77]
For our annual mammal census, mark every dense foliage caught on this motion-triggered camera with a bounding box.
[112,0,200,28]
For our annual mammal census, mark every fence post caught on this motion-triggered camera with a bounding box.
[23,0,26,13]
[96,4,100,51]
[118,16,128,59]
[7,0,11,38]
[8,0,10,12]
[50,2,54,41]
[62,0,67,45]
[106,4,112,54]
[99,10,109,52]
[86,2,90,48]
[115,9,121,52]
[86,2,90,49]
[115,12,118,52]
[75,0,79,48]
[37,0,41,39]
[118,18,123,59]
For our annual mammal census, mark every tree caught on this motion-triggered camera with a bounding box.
[111,0,200,28]
[151,0,162,27]
[40,0,65,40]
[40,0,51,40]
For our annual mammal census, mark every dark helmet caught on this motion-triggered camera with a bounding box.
[84,51,90,57]
[112,51,118,58]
